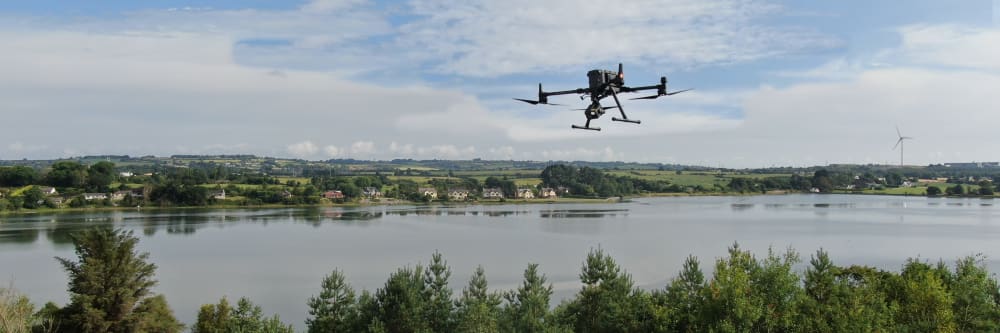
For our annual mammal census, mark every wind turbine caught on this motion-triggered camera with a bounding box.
[893,126,913,167]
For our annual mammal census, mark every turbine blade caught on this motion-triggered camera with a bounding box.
[896,125,901,138]
[893,138,902,150]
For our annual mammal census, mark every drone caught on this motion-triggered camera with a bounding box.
[514,63,690,131]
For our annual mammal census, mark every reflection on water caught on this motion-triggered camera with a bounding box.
[540,209,629,218]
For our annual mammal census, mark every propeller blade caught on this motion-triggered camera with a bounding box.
[630,95,660,100]
[514,98,540,105]
[573,106,619,111]
[666,88,692,95]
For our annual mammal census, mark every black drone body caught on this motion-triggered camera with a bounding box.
[514,63,690,130]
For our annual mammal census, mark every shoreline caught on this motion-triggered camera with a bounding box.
[2,191,995,217]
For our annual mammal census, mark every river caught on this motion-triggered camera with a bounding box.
[2,194,999,329]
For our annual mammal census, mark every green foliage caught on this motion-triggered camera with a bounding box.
[540,165,674,197]
[0,286,34,333]
[926,185,942,196]
[657,255,706,332]
[149,182,208,206]
[455,266,501,333]
[373,266,428,333]
[193,297,294,333]
[946,184,966,196]
[949,255,1000,331]
[20,186,44,209]
[423,251,454,333]
[307,269,357,333]
[502,263,556,333]
[561,247,651,333]
[0,166,39,187]
[55,228,164,333]
[86,161,116,192]
[44,161,87,188]
[134,294,185,333]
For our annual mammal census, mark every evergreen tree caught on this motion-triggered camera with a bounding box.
[423,251,454,332]
[659,255,706,332]
[454,266,501,333]
[949,255,1000,332]
[307,269,357,333]
[502,263,555,333]
[374,266,428,333]
[563,248,650,333]
[193,297,231,333]
[133,294,185,333]
[55,228,167,333]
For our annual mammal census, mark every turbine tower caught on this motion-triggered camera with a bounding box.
[893,126,913,167]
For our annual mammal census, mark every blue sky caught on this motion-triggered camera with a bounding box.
[1,0,998,167]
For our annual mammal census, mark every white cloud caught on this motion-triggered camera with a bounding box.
[287,141,319,157]
[540,147,623,162]
[349,141,377,155]
[895,25,1000,71]
[389,142,415,156]
[398,0,839,76]
[415,145,477,159]
[324,145,343,157]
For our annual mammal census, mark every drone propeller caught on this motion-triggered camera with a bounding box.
[630,89,692,100]
[513,98,563,106]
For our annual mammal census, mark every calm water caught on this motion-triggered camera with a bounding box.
[2,194,999,329]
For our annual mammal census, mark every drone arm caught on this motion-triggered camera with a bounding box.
[542,88,587,97]
[620,85,660,93]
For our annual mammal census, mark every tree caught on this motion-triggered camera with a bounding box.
[307,269,357,333]
[374,266,428,333]
[423,251,454,333]
[502,263,556,333]
[946,184,966,196]
[0,285,34,333]
[659,255,707,332]
[20,186,44,209]
[133,294,184,333]
[0,166,38,187]
[86,161,116,192]
[949,255,1000,332]
[229,297,295,333]
[563,248,650,333]
[45,161,87,188]
[55,228,165,333]
[926,186,942,196]
[193,297,232,333]
[455,266,501,333]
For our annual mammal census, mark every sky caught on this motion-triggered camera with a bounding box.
[0,0,998,168]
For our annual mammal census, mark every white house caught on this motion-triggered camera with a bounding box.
[516,188,535,199]
[482,187,504,199]
[83,193,108,201]
[448,188,470,201]
[363,187,383,199]
[418,187,438,199]
[539,187,557,198]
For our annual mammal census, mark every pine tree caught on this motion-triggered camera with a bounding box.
[423,251,454,333]
[55,228,169,333]
[307,269,357,333]
[455,266,501,333]
[502,263,554,333]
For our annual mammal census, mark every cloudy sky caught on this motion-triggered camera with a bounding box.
[1,0,998,167]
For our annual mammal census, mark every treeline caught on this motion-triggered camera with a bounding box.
[541,165,683,197]
[5,228,998,332]
[728,169,1000,195]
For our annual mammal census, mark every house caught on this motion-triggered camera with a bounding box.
[112,190,131,201]
[809,187,821,193]
[539,187,557,198]
[448,188,470,201]
[120,171,134,177]
[516,188,535,199]
[210,189,226,200]
[418,187,438,199]
[281,190,293,199]
[482,187,504,199]
[323,190,345,200]
[83,193,108,201]
[363,187,383,199]
[48,196,65,205]
[37,186,58,196]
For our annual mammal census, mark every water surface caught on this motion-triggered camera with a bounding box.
[2,194,998,328]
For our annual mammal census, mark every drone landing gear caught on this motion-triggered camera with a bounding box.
[572,118,601,131]
[611,117,641,124]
